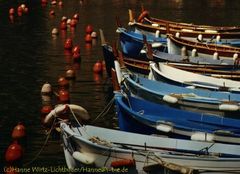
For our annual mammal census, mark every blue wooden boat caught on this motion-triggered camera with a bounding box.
[120,69,240,117]
[114,91,240,144]
[117,27,167,57]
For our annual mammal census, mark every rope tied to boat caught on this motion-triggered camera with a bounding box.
[23,117,57,167]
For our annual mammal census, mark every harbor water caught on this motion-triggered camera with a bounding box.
[1,0,240,173]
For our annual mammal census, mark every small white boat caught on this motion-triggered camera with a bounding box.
[149,61,240,92]
[60,122,240,174]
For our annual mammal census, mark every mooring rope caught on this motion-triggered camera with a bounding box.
[23,117,57,167]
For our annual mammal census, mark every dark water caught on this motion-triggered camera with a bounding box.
[1,0,240,173]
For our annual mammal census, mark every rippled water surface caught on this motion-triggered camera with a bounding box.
[1,0,240,173]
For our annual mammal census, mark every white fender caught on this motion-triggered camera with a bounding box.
[213,52,219,60]
[163,95,178,104]
[181,46,187,56]
[216,35,221,42]
[175,32,180,38]
[155,30,160,38]
[72,151,95,165]
[191,132,214,142]
[204,29,217,33]
[114,60,123,84]
[181,29,193,32]
[151,42,162,48]
[191,48,197,57]
[151,23,159,27]
[219,104,239,111]
[233,53,238,60]
[197,34,203,41]
[156,124,173,132]
[41,83,52,94]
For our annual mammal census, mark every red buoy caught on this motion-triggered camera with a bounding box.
[70,19,77,28]
[64,38,73,50]
[60,21,67,30]
[41,105,53,124]
[72,52,81,60]
[73,13,79,20]
[49,10,55,16]
[17,6,23,13]
[58,76,69,88]
[5,141,23,163]
[85,24,93,34]
[11,123,26,140]
[93,60,103,74]
[58,89,70,104]
[9,8,15,15]
[85,34,92,43]
[65,69,76,80]
[72,45,80,54]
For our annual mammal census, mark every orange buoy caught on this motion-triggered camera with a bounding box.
[60,21,67,30]
[93,60,103,74]
[73,13,79,20]
[85,34,92,43]
[49,10,55,16]
[72,52,81,61]
[65,69,76,80]
[9,8,15,15]
[111,159,135,168]
[70,19,77,28]
[58,76,69,88]
[72,45,80,54]
[85,24,93,34]
[11,123,26,140]
[41,0,48,4]
[17,6,23,13]
[58,89,70,104]
[58,1,63,6]
[64,38,73,50]
[5,141,23,163]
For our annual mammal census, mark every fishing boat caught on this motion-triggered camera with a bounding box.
[167,34,240,60]
[134,9,240,33]
[149,61,240,92]
[60,122,240,174]
[128,9,240,42]
[119,68,240,116]
[116,27,167,57]
[114,91,240,144]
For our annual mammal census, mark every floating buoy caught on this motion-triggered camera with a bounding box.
[9,8,15,15]
[58,89,70,104]
[49,10,55,16]
[5,141,23,163]
[51,0,57,5]
[51,28,59,35]
[65,69,76,80]
[91,31,97,38]
[85,34,92,43]
[66,19,72,25]
[60,21,67,30]
[111,159,135,168]
[61,16,67,22]
[70,19,77,28]
[72,45,80,54]
[58,77,69,88]
[73,13,79,20]
[41,0,48,4]
[11,123,26,140]
[17,6,23,13]
[72,52,81,61]
[64,38,73,50]
[85,24,93,34]
[58,1,63,6]
[93,61,103,74]
[41,82,52,95]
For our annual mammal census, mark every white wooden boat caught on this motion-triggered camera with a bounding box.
[149,61,240,92]
[60,122,240,174]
